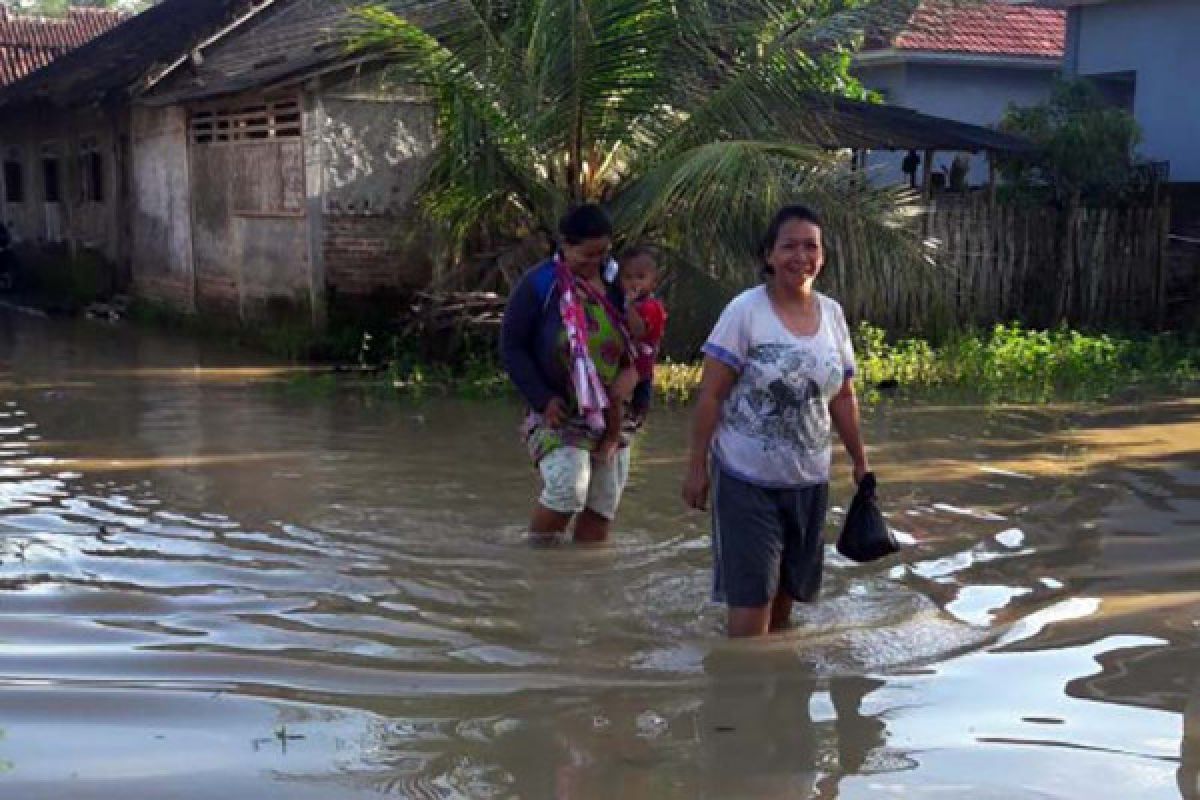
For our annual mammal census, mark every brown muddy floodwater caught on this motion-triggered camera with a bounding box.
[1,308,1199,799]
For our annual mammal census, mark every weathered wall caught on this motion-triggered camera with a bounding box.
[130,105,195,309]
[187,101,310,320]
[0,126,40,248]
[316,69,437,299]
[138,0,445,317]
[0,103,126,266]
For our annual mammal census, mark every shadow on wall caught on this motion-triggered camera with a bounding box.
[10,245,117,312]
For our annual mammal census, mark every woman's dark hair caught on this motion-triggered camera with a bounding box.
[761,204,822,275]
[558,204,613,245]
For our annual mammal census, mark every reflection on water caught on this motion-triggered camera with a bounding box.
[0,310,1198,798]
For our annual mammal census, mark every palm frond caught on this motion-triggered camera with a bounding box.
[614,139,825,272]
[613,138,928,288]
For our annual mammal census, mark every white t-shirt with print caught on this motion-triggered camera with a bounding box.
[702,286,856,488]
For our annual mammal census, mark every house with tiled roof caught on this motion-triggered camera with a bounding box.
[0,6,126,88]
[0,0,254,279]
[855,0,1066,188]
[0,0,450,316]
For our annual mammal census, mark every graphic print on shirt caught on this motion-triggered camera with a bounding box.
[723,342,832,455]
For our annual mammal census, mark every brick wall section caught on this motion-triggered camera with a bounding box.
[134,274,193,311]
[324,213,431,296]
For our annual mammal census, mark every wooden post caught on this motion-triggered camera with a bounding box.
[922,149,935,200]
[1155,195,1170,329]
[987,152,998,206]
[1059,190,1081,323]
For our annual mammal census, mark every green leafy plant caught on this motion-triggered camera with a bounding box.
[999,78,1144,203]
[852,322,1197,402]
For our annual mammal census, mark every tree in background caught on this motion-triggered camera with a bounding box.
[1000,78,1144,204]
[349,0,927,292]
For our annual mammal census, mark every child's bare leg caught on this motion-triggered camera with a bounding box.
[611,366,639,403]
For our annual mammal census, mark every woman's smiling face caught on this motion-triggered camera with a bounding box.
[765,218,824,289]
[561,236,612,277]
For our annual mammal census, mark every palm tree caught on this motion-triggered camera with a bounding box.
[350,0,926,294]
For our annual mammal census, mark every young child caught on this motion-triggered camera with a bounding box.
[618,246,667,425]
[595,248,666,461]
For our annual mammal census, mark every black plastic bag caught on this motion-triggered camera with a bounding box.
[836,472,899,563]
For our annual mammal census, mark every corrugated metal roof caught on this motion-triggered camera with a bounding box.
[0,7,127,88]
[813,94,1037,154]
[893,0,1065,58]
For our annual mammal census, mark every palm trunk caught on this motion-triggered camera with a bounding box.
[568,0,585,205]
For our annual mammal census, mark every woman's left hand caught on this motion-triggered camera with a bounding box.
[682,463,710,511]
[853,461,869,485]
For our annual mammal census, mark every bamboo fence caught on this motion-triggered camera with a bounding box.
[823,196,1171,334]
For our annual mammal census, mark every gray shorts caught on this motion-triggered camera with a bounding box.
[711,466,828,607]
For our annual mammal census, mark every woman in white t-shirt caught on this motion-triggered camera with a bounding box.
[682,205,870,638]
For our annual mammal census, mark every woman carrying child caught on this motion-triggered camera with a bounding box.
[501,205,639,544]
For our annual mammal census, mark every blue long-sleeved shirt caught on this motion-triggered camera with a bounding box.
[500,258,625,412]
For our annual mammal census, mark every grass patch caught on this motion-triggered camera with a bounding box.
[651,324,1198,405]
[853,323,1198,402]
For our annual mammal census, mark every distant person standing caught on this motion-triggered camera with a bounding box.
[901,150,921,190]
[948,153,970,192]
[682,205,870,637]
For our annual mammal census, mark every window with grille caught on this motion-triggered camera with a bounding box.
[79,137,105,204]
[42,158,61,204]
[190,96,302,145]
[2,158,22,204]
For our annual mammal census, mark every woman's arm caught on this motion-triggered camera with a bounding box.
[682,357,738,510]
[500,271,559,415]
[829,379,869,484]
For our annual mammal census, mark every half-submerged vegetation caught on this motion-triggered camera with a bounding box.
[291,323,1198,404]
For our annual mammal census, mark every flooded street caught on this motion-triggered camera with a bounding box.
[1,308,1198,799]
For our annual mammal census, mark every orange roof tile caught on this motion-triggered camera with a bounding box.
[894,0,1066,58]
[0,7,127,88]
